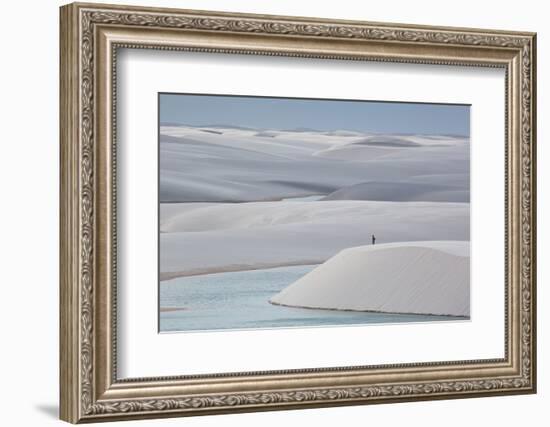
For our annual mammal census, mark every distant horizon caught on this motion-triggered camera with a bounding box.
[160,93,470,137]
[159,121,469,138]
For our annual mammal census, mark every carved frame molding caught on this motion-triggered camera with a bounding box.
[60,2,536,423]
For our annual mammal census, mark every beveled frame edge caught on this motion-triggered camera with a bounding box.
[59,2,537,423]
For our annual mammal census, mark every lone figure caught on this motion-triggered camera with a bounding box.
[371,234,376,245]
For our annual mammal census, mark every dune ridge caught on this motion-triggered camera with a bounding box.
[322,181,469,203]
[159,125,469,203]
[159,201,469,277]
[269,241,470,317]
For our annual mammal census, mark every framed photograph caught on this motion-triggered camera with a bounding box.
[60,2,537,423]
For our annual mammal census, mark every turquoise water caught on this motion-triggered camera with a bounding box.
[159,265,462,332]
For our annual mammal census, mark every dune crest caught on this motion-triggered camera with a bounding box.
[159,125,469,202]
[322,181,469,203]
[269,241,470,317]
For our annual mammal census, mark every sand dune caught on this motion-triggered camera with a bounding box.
[269,241,470,317]
[160,200,469,233]
[159,126,469,203]
[160,201,469,277]
[312,144,399,161]
[322,181,469,202]
[159,125,470,280]
[353,135,422,147]
[406,173,470,187]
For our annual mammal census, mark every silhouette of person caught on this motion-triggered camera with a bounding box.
[372,234,376,245]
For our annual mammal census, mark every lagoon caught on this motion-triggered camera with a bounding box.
[160,265,462,332]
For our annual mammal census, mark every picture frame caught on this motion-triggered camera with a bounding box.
[59,2,537,423]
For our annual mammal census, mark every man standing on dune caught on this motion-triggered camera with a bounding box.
[372,234,376,245]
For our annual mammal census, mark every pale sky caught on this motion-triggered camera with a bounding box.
[160,93,470,136]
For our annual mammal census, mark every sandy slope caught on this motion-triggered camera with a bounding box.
[159,126,469,202]
[269,241,470,317]
[161,200,469,233]
[322,181,469,202]
[159,125,470,279]
[160,201,469,277]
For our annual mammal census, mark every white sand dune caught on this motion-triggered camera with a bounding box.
[160,200,469,233]
[312,144,399,161]
[322,181,469,202]
[160,201,469,277]
[159,126,469,202]
[159,125,470,280]
[353,135,422,147]
[269,241,470,317]
[406,173,470,187]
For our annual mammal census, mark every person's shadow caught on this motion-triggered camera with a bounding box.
[35,404,58,419]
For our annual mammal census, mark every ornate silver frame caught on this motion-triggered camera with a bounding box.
[60,2,537,423]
